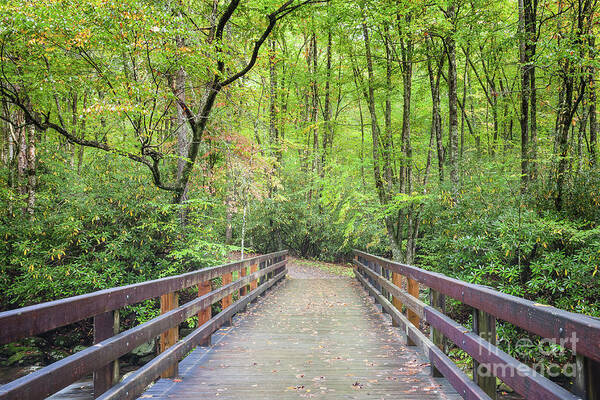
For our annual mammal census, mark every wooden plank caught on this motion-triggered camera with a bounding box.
[97,269,287,400]
[430,289,446,378]
[240,266,247,296]
[250,263,258,291]
[197,280,211,346]
[221,272,233,310]
[0,251,288,345]
[0,260,285,400]
[354,250,600,363]
[159,292,179,378]
[473,309,496,399]
[93,311,119,398]
[575,354,600,399]
[407,277,420,346]
[391,272,403,327]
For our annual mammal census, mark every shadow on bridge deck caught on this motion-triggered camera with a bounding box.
[140,265,460,399]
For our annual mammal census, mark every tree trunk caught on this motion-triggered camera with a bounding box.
[321,28,332,168]
[446,6,460,197]
[269,38,279,156]
[427,40,445,182]
[589,36,598,165]
[400,29,413,196]
[25,124,36,217]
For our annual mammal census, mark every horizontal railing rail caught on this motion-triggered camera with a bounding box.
[0,251,288,400]
[353,250,600,400]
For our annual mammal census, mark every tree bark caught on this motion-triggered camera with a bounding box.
[445,4,460,197]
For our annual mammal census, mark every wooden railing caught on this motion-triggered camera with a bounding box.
[353,250,600,400]
[0,251,288,400]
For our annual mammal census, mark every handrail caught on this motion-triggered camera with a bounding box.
[0,251,288,400]
[0,251,286,345]
[353,250,600,400]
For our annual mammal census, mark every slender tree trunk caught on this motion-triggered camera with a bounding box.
[446,6,460,197]
[322,29,332,169]
[16,112,27,198]
[529,63,538,179]
[518,0,531,192]
[589,36,598,165]
[400,30,413,196]
[77,92,87,175]
[310,32,318,175]
[384,29,395,192]
[25,124,36,217]
[427,40,445,182]
[461,47,468,158]
[269,38,279,155]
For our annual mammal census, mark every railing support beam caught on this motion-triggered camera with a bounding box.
[575,354,600,399]
[240,265,248,297]
[160,292,179,378]
[93,310,120,397]
[198,280,211,346]
[391,272,403,328]
[430,289,446,377]
[473,308,496,399]
[406,277,420,346]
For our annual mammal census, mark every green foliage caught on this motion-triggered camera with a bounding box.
[0,143,228,311]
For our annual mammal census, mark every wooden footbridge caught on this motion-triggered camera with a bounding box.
[1,251,599,400]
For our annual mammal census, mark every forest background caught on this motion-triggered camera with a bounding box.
[1,0,599,380]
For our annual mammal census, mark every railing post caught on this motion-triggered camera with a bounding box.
[374,262,382,294]
[473,308,496,399]
[240,264,248,297]
[575,354,600,399]
[222,271,233,310]
[259,260,265,285]
[198,280,211,346]
[93,310,119,397]
[159,292,179,378]
[391,271,403,328]
[430,289,446,377]
[406,277,420,346]
[250,262,258,290]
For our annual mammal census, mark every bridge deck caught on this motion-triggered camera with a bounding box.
[141,263,460,399]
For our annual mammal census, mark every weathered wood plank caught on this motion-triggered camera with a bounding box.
[430,289,446,378]
[159,292,179,378]
[240,265,248,296]
[92,311,119,398]
[197,280,211,346]
[221,272,233,310]
[473,308,496,398]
